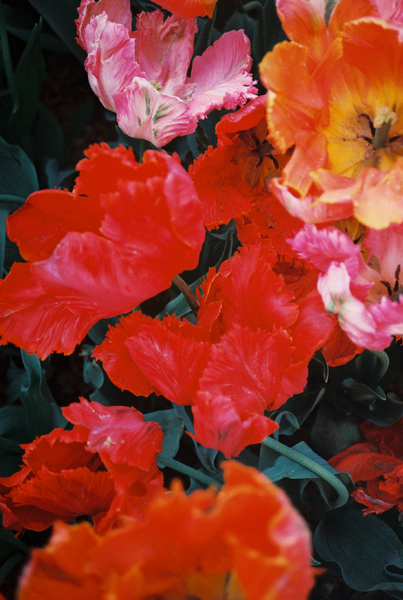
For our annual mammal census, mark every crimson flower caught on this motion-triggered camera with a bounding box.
[190,95,290,229]
[0,143,204,358]
[330,419,403,515]
[0,400,163,535]
[95,243,335,457]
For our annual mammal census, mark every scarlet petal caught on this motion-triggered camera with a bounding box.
[125,315,211,405]
[198,243,299,335]
[149,0,218,18]
[0,262,100,358]
[18,463,315,600]
[6,190,103,261]
[93,312,159,397]
[198,325,295,414]
[0,144,204,358]
[18,521,101,600]
[11,467,114,519]
[62,399,163,472]
[193,392,278,458]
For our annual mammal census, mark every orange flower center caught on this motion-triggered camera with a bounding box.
[318,69,403,177]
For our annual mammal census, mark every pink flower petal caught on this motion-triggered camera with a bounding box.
[133,11,197,98]
[114,79,197,146]
[270,177,354,223]
[76,0,132,51]
[318,265,396,350]
[83,15,142,111]
[289,224,362,275]
[317,262,353,313]
[188,30,257,118]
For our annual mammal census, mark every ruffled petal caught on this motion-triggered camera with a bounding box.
[193,391,278,458]
[197,325,296,415]
[133,11,197,98]
[93,312,160,397]
[0,145,204,358]
[83,15,141,111]
[76,0,132,51]
[188,30,257,118]
[114,79,197,146]
[125,316,211,406]
[63,399,163,471]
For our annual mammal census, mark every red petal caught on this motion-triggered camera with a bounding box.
[63,399,163,471]
[193,391,278,458]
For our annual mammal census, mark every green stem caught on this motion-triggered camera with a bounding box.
[172,275,200,314]
[262,436,350,507]
[158,453,221,488]
[0,553,25,586]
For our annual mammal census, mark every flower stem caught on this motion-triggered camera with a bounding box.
[262,436,350,507]
[157,453,221,488]
[172,275,200,314]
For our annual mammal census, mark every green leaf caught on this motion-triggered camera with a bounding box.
[355,349,390,385]
[26,0,86,62]
[145,409,184,460]
[0,437,23,455]
[0,0,18,112]
[2,3,67,52]
[268,387,325,439]
[315,504,403,598]
[0,454,25,477]
[0,136,38,197]
[20,350,66,438]
[83,355,104,391]
[0,405,28,441]
[9,18,46,135]
[34,103,65,166]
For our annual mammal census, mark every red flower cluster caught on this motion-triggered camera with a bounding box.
[94,241,335,457]
[0,400,163,534]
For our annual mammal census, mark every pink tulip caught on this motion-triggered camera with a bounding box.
[76,0,257,147]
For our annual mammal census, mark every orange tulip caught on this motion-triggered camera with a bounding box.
[18,461,315,600]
